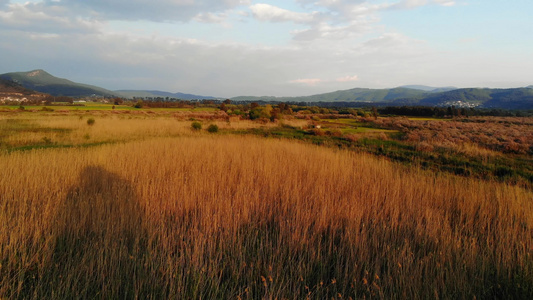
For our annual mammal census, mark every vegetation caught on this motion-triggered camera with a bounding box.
[207,124,219,133]
[0,106,532,298]
[191,121,202,130]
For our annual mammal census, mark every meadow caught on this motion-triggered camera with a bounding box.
[0,107,532,299]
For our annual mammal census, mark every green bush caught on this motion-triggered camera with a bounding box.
[87,118,95,126]
[207,124,219,133]
[191,121,202,130]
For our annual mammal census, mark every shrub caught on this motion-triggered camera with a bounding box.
[191,121,202,130]
[207,124,219,133]
[87,118,95,126]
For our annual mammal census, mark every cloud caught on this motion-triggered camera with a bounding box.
[337,75,359,82]
[0,2,102,34]
[388,0,456,9]
[289,78,323,85]
[433,0,455,6]
[193,12,228,24]
[45,0,251,22]
[292,18,373,41]
[250,4,316,23]
[389,0,428,10]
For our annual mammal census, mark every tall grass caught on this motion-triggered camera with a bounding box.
[0,135,532,298]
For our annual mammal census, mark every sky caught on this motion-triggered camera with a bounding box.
[0,0,532,97]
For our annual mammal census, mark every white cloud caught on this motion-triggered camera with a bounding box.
[292,18,373,41]
[289,78,323,85]
[433,0,455,6]
[337,75,359,82]
[389,0,428,10]
[193,12,228,24]
[0,2,102,34]
[45,0,251,22]
[250,3,316,23]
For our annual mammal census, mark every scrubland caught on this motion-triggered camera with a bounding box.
[0,110,532,299]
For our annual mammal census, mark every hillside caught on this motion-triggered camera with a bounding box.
[233,87,533,110]
[116,90,216,100]
[419,88,533,109]
[400,85,457,93]
[0,70,117,97]
[233,87,428,103]
[0,78,36,95]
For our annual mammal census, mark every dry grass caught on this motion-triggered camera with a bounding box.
[0,132,532,298]
[0,112,309,151]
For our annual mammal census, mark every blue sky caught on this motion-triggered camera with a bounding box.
[1,0,532,97]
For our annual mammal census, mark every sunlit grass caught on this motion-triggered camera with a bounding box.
[0,111,532,298]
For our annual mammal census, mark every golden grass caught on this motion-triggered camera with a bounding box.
[0,133,532,298]
[0,112,310,151]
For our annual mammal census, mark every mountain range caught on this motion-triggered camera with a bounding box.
[116,90,216,100]
[0,70,117,97]
[232,87,533,110]
[0,69,532,110]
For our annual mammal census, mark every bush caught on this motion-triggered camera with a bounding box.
[207,124,219,133]
[191,121,202,130]
[87,118,95,126]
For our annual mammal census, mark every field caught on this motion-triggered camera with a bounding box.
[0,107,532,299]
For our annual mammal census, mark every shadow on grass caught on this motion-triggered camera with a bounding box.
[45,166,160,298]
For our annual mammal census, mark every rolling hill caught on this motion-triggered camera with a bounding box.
[0,70,117,97]
[116,90,216,100]
[1,69,532,109]
[233,87,428,103]
[233,87,533,110]
[0,77,38,95]
[400,85,457,93]
[419,88,533,109]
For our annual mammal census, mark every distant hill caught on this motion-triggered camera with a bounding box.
[233,86,533,110]
[400,85,457,93]
[116,90,216,100]
[0,70,117,97]
[233,87,428,103]
[0,77,37,95]
[419,88,533,110]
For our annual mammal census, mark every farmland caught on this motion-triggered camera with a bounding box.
[0,105,532,299]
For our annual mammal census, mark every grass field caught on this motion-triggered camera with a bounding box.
[0,109,532,298]
[3,103,218,112]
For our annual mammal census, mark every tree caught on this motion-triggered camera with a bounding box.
[371,107,379,120]
[220,103,228,112]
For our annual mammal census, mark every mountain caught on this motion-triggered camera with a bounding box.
[233,87,533,110]
[233,87,428,103]
[116,90,216,100]
[0,77,38,95]
[400,85,457,93]
[0,70,117,97]
[419,88,533,109]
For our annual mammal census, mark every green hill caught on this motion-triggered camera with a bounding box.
[419,88,533,109]
[116,90,216,100]
[232,87,428,103]
[233,87,533,109]
[0,70,117,97]
[0,77,37,95]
